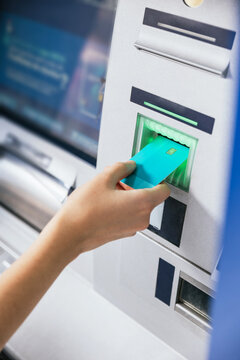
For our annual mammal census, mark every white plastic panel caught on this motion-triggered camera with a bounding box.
[96,0,239,273]
[150,203,164,230]
[6,268,186,360]
[94,233,213,360]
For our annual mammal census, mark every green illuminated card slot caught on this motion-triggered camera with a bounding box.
[132,114,198,192]
[122,136,189,189]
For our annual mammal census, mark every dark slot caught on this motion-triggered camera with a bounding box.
[177,278,214,321]
[143,8,236,50]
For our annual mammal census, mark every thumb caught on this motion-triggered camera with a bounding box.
[145,183,171,207]
[106,161,136,187]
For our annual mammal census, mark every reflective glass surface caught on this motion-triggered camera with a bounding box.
[0,0,117,164]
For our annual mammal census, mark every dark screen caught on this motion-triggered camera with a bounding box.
[0,0,116,164]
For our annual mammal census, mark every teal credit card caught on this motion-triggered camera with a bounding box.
[121,136,189,189]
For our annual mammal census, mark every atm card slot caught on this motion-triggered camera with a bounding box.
[121,136,189,189]
[135,8,236,77]
[131,113,198,192]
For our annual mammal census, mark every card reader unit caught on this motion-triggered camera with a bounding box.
[132,114,198,191]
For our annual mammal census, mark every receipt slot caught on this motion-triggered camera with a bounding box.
[135,8,236,76]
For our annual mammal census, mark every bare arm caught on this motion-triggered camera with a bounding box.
[0,161,170,349]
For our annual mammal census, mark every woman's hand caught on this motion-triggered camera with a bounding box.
[0,160,170,349]
[51,161,170,261]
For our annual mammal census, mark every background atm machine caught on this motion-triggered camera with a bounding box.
[0,1,239,360]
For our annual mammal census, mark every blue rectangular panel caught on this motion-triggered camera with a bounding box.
[155,258,175,306]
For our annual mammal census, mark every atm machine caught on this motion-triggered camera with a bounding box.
[0,1,239,360]
[95,0,239,359]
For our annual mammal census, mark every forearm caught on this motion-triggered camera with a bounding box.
[0,161,170,350]
[0,214,73,349]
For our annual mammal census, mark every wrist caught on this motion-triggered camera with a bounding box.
[39,211,85,268]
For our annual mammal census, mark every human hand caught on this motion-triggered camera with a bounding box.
[46,161,170,262]
[0,160,171,349]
